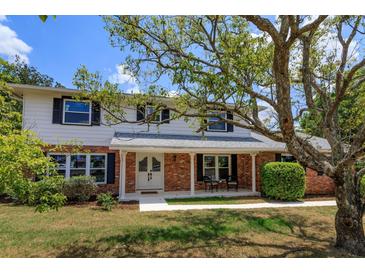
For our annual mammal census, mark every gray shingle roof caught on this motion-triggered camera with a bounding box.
[110,131,331,153]
[110,132,286,151]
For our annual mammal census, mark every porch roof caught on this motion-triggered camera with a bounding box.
[110,132,286,153]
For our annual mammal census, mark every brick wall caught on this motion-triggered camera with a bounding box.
[237,152,335,195]
[237,152,276,192]
[45,147,336,196]
[305,168,335,195]
[164,153,191,191]
[125,152,136,193]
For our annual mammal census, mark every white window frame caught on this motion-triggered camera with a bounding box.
[63,99,92,125]
[49,154,67,177]
[203,154,231,180]
[145,106,162,122]
[70,154,88,177]
[89,154,108,184]
[48,153,107,184]
[207,111,227,132]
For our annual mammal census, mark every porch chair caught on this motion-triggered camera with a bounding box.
[203,175,219,192]
[225,175,238,191]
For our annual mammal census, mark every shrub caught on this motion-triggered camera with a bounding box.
[261,162,305,201]
[0,130,56,196]
[62,176,97,202]
[29,176,66,213]
[97,192,116,211]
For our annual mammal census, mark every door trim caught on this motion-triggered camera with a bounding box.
[135,152,164,191]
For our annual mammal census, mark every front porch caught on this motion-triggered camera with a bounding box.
[124,188,260,201]
[110,132,281,201]
[117,150,263,201]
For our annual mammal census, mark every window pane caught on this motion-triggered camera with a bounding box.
[70,169,86,177]
[146,106,160,122]
[70,155,86,169]
[208,120,226,130]
[90,155,105,168]
[152,157,161,172]
[282,155,296,162]
[65,101,90,112]
[218,156,229,168]
[204,156,215,168]
[208,113,226,131]
[219,168,229,180]
[139,157,148,172]
[56,169,66,177]
[90,169,105,183]
[64,112,90,124]
[50,155,66,169]
[204,168,216,178]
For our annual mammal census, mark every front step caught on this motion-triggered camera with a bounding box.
[140,191,159,195]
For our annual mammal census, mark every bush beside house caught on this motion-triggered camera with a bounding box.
[62,176,97,202]
[261,162,306,201]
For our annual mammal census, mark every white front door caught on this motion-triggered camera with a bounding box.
[136,153,163,190]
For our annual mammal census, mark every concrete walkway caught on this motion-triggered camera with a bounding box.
[139,197,336,212]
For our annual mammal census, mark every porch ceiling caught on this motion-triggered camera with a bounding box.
[110,132,286,153]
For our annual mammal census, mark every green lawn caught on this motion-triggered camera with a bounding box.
[0,202,360,257]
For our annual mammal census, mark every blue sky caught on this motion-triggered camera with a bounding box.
[0,15,138,90]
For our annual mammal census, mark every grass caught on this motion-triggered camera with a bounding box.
[0,202,361,258]
[165,195,335,205]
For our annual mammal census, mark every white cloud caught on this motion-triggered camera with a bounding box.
[0,20,32,64]
[0,15,7,22]
[108,64,140,93]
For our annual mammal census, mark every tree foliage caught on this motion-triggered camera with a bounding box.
[0,57,66,211]
[73,15,365,254]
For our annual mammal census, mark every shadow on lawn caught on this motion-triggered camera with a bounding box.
[57,210,335,258]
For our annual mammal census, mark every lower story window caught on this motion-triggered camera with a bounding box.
[50,154,67,177]
[50,153,107,184]
[203,155,230,180]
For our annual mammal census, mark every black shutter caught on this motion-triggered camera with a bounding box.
[197,154,203,181]
[275,153,282,162]
[136,105,145,121]
[227,111,234,132]
[231,154,237,179]
[52,98,63,124]
[91,102,101,126]
[106,153,116,184]
[161,109,170,123]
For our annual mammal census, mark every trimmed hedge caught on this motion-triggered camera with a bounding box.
[261,162,305,201]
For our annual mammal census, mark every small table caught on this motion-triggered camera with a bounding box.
[205,178,224,192]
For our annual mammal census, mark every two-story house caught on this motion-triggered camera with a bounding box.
[11,83,335,200]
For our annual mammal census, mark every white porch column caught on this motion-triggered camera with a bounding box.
[250,153,257,193]
[189,152,196,196]
[119,150,127,200]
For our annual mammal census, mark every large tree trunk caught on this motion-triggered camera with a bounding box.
[334,169,365,255]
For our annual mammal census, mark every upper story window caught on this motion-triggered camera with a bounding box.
[146,106,161,122]
[207,112,227,131]
[63,99,91,125]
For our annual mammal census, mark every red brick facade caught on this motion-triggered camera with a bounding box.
[305,168,335,195]
[46,146,335,196]
[164,153,191,191]
[125,152,136,193]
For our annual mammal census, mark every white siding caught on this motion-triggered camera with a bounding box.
[22,90,250,146]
